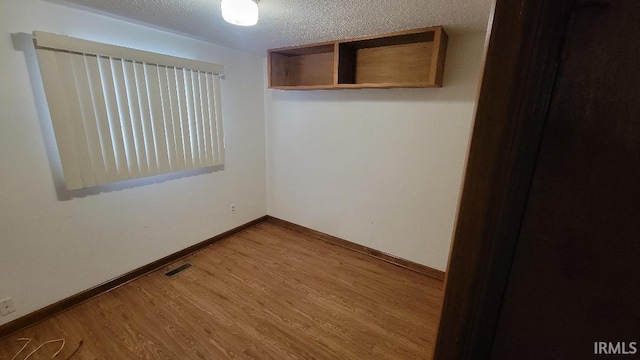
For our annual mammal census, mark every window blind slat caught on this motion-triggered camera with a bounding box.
[59,52,96,187]
[153,66,171,173]
[85,55,119,183]
[213,75,225,164]
[200,73,212,166]
[133,61,158,175]
[99,56,129,180]
[205,73,219,165]
[167,67,186,171]
[122,60,149,177]
[35,49,84,189]
[144,63,170,173]
[191,71,206,167]
[183,70,199,169]
[175,69,193,169]
[111,58,139,178]
[158,66,178,170]
[73,54,108,186]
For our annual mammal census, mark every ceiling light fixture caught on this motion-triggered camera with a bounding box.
[221,0,259,26]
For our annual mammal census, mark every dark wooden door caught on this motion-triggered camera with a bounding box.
[490,1,640,359]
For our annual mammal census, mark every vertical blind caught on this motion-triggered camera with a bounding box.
[33,31,226,190]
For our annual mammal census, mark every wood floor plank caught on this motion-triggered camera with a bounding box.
[0,222,443,359]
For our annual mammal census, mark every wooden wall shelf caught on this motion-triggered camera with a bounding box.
[268,26,448,90]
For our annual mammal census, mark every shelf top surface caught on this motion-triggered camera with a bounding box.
[268,26,444,55]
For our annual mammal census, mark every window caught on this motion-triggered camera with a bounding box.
[33,31,226,190]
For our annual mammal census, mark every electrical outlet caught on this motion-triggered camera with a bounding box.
[0,298,15,316]
[230,203,236,214]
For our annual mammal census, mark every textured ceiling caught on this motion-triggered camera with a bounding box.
[50,0,492,54]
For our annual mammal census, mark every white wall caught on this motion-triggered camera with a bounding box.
[0,0,266,325]
[265,33,485,271]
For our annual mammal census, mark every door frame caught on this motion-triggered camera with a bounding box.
[434,0,578,358]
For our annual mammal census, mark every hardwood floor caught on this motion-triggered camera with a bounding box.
[0,222,443,359]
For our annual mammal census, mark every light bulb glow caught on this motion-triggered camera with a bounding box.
[221,0,259,26]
